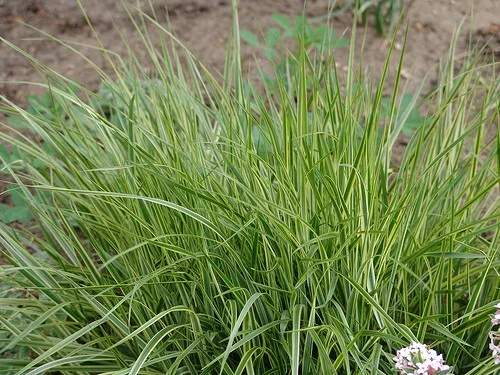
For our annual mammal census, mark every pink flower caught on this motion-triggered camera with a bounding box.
[490,331,500,365]
[394,341,453,375]
[491,303,500,326]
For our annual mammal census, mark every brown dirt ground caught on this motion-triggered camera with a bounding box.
[0,0,498,209]
[0,0,498,97]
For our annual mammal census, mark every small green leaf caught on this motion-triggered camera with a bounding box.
[272,13,290,30]
[67,80,80,94]
[240,30,260,47]
[399,94,423,136]
[312,24,327,43]
[264,46,277,60]
[0,204,12,223]
[7,115,28,129]
[7,185,26,207]
[381,93,424,136]
[293,15,307,36]
[26,94,41,106]
[41,142,55,155]
[400,93,416,109]
[252,125,272,158]
[16,206,32,224]
[33,159,43,169]
[41,91,53,108]
[333,37,349,48]
[380,96,391,115]
[264,28,280,49]
[0,204,31,224]
[401,110,423,136]
[0,144,11,163]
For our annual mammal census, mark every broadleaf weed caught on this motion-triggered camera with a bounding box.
[241,12,348,91]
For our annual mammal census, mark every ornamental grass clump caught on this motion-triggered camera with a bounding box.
[0,1,499,374]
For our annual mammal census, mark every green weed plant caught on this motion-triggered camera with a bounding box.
[241,12,348,93]
[355,0,405,35]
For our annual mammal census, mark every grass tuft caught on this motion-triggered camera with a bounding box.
[0,2,498,374]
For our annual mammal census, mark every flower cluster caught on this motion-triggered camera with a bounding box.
[393,341,453,375]
[490,303,500,364]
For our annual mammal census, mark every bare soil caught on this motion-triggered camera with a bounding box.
[0,0,498,204]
